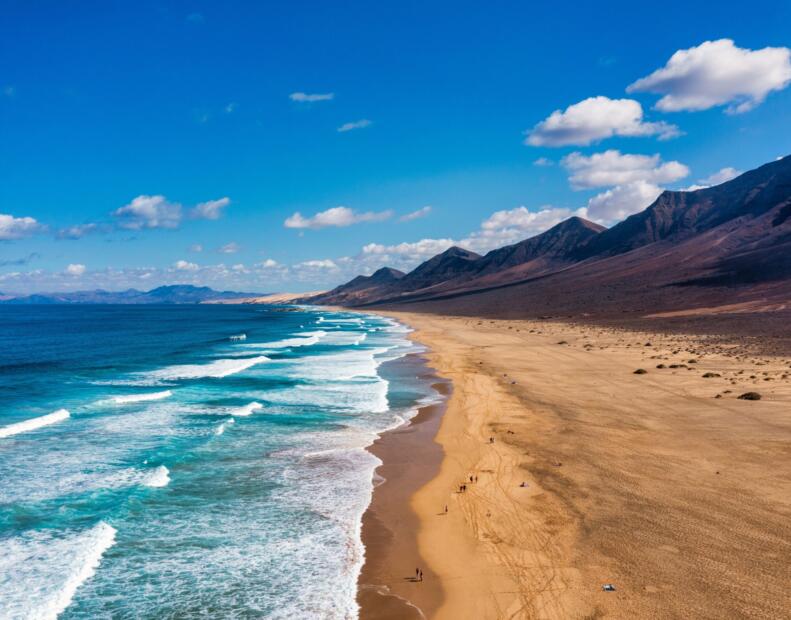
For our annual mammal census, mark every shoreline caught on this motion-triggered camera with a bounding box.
[357,357,450,619]
[356,310,791,619]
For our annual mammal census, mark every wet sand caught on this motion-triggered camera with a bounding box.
[359,312,791,619]
[358,377,449,619]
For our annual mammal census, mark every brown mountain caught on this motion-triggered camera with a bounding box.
[474,216,605,277]
[307,155,791,320]
[309,217,606,306]
[310,267,405,305]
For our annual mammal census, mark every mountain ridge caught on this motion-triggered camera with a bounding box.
[0,285,262,305]
[305,155,791,316]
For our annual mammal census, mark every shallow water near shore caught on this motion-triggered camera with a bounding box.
[0,304,441,619]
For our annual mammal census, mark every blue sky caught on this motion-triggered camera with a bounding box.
[1,0,790,293]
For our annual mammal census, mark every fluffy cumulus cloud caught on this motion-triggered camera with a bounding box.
[0,213,44,240]
[699,167,742,186]
[628,39,791,114]
[355,204,590,271]
[561,150,690,189]
[174,260,199,271]
[65,263,86,276]
[525,96,681,147]
[190,197,230,220]
[337,119,372,132]
[284,206,393,229]
[297,259,339,270]
[362,238,457,261]
[585,180,664,222]
[399,206,432,222]
[558,150,689,223]
[113,195,182,230]
[682,167,743,192]
[289,92,334,102]
[468,206,590,250]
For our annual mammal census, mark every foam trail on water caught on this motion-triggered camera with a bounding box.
[142,465,170,488]
[244,331,326,349]
[148,356,270,380]
[0,409,70,439]
[0,521,117,620]
[215,418,235,435]
[233,402,262,417]
[112,390,172,404]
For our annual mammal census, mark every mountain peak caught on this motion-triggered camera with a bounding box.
[371,267,405,281]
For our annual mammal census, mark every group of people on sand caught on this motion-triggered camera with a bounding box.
[457,472,480,494]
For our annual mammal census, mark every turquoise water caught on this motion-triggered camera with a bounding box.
[0,305,439,619]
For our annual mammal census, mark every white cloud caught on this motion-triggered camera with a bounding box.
[682,167,743,192]
[190,197,230,220]
[562,150,690,189]
[0,214,44,240]
[399,206,432,222]
[219,242,240,254]
[525,96,681,147]
[699,167,741,186]
[338,119,372,132]
[225,102,237,113]
[628,39,791,114]
[174,260,199,271]
[586,180,664,222]
[297,259,339,270]
[362,238,457,260]
[113,195,182,230]
[533,157,553,167]
[65,263,86,276]
[256,259,279,268]
[284,206,393,229]
[189,244,203,253]
[57,223,100,240]
[289,92,335,102]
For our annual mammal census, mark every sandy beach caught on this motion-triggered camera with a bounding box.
[359,312,791,619]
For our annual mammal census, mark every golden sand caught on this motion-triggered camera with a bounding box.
[360,312,791,619]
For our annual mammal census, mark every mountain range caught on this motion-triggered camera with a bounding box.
[306,155,791,319]
[0,285,261,305]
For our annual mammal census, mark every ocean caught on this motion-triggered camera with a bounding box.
[0,304,440,619]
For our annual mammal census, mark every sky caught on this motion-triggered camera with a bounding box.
[1,0,791,294]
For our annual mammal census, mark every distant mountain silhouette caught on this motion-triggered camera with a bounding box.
[0,285,260,305]
[305,155,791,317]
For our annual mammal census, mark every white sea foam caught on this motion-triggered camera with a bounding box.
[0,521,117,620]
[215,418,235,435]
[244,330,326,349]
[0,409,70,439]
[232,401,262,417]
[111,390,172,404]
[142,465,170,488]
[229,333,247,341]
[147,355,270,380]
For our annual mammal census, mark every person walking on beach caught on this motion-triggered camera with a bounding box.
[419,570,423,582]
[416,567,420,580]
[444,504,448,513]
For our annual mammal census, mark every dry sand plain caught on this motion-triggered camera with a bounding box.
[359,313,791,619]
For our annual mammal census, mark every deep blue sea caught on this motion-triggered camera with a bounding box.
[0,305,439,619]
